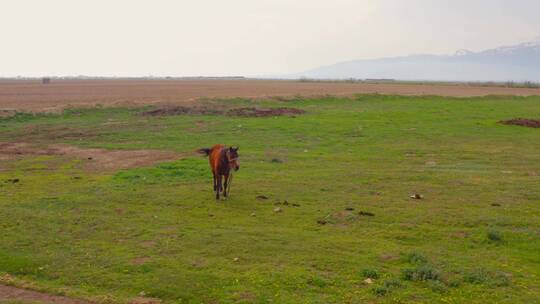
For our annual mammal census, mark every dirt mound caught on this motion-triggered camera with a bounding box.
[228,107,305,117]
[141,106,304,118]
[0,142,182,171]
[0,284,92,304]
[500,118,540,128]
[140,106,222,116]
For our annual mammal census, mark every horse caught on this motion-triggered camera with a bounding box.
[198,145,240,199]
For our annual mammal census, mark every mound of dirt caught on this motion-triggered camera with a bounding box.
[140,106,304,118]
[0,142,182,171]
[500,118,540,128]
[227,107,305,117]
[140,106,222,116]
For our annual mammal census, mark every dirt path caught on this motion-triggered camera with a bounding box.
[0,284,91,304]
[1,79,538,113]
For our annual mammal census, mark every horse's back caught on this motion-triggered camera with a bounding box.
[209,144,225,173]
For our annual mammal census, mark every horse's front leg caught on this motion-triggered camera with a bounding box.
[216,175,222,200]
[223,173,229,197]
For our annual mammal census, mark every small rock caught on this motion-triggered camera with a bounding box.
[363,278,374,285]
[274,207,282,213]
[256,195,269,200]
[317,220,327,225]
[6,178,19,183]
[491,203,501,207]
[87,157,93,160]
[410,193,423,199]
[250,212,256,217]
[233,257,240,262]
[345,207,355,211]
[292,203,301,207]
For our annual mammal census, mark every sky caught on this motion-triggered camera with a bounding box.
[1,0,539,77]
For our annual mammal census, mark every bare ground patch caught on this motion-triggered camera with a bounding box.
[500,118,540,128]
[140,105,304,117]
[0,142,182,171]
[0,284,92,304]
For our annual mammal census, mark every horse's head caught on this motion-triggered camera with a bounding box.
[226,146,240,171]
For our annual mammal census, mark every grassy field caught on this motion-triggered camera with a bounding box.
[0,95,539,303]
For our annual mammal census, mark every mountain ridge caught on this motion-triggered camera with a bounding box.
[286,38,540,82]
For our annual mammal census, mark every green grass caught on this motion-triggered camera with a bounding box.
[0,95,539,303]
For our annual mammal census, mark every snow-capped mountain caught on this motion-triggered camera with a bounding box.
[288,38,540,82]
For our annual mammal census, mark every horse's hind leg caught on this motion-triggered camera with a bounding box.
[223,173,229,197]
[213,172,217,191]
[216,175,222,200]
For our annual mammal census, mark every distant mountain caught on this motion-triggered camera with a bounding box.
[287,37,540,82]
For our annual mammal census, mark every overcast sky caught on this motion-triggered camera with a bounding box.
[1,0,539,77]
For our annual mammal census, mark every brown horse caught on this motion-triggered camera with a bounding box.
[198,145,240,199]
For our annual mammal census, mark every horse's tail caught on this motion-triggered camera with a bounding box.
[197,148,211,156]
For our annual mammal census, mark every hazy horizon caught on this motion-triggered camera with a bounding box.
[2,0,540,77]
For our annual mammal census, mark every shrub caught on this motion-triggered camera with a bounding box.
[490,272,511,287]
[415,264,440,281]
[464,269,511,287]
[406,252,428,265]
[383,279,402,289]
[464,269,489,284]
[429,280,448,293]
[402,264,440,281]
[447,277,461,288]
[362,268,379,279]
[371,286,388,297]
[487,230,503,242]
[402,268,415,281]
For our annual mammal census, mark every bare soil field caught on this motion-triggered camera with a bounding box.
[1,79,539,113]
